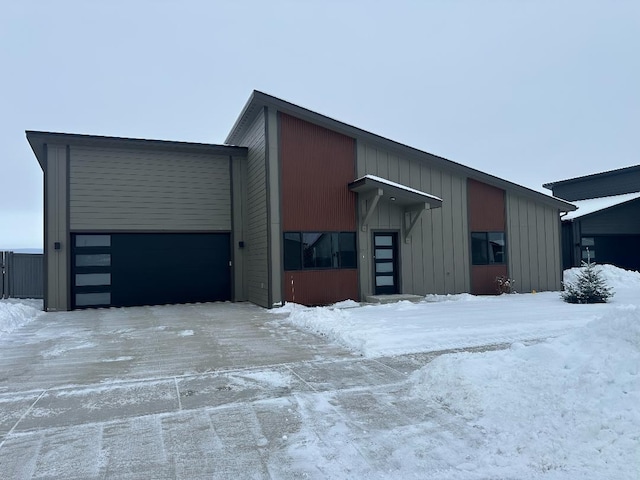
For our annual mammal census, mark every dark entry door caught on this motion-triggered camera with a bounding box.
[373,232,399,295]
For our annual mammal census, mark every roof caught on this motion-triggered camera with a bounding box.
[227,90,576,212]
[543,164,640,190]
[349,175,443,208]
[562,192,640,220]
[26,131,247,171]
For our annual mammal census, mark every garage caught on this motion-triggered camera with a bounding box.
[72,233,231,309]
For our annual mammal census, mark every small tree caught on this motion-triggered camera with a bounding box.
[561,256,614,304]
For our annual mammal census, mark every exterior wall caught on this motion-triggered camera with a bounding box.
[231,154,248,301]
[283,270,359,306]
[236,109,270,308]
[506,193,562,292]
[578,199,640,235]
[279,113,358,305]
[266,109,282,306]
[467,179,507,294]
[356,142,470,297]
[69,147,230,231]
[44,144,69,311]
[551,168,640,201]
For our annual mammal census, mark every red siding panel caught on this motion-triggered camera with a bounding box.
[467,179,507,295]
[279,113,356,231]
[283,270,359,306]
[468,178,505,231]
[471,264,508,295]
[279,113,358,305]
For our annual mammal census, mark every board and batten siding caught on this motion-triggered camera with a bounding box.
[45,144,69,311]
[356,143,470,296]
[69,147,231,231]
[236,109,270,308]
[506,193,562,293]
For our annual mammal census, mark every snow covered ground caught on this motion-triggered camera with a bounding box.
[0,298,42,336]
[1,265,639,478]
[272,265,640,479]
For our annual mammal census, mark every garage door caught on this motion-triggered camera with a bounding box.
[71,233,231,309]
[581,235,640,272]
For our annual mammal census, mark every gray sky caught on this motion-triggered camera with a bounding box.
[1,1,638,249]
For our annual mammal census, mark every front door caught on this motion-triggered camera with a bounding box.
[373,232,399,295]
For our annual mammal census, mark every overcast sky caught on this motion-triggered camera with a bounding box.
[1,1,638,249]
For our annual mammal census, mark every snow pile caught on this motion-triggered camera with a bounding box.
[564,263,640,289]
[280,265,640,358]
[0,299,43,337]
[282,293,602,357]
[409,306,640,478]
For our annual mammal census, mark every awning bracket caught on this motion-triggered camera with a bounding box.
[361,188,383,232]
[404,203,429,241]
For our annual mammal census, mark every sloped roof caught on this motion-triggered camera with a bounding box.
[543,164,640,190]
[227,90,576,212]
[563,192,640,220]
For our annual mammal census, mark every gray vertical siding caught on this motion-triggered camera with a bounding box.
[356,142,469,297]
[237,109,269,308]
[506,193,562,292]
[266,108,282,306]
[45,144,69,311]
[69,147,231,231]
[231,155,248,301]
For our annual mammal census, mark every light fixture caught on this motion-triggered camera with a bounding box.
[390,196,396,201]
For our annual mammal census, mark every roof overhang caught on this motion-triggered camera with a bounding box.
[562,192,640,221]
[348,174,443,209]
[26,131,248,171]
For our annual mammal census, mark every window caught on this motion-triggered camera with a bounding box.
[471,232,506,265]
[283,232,357,270]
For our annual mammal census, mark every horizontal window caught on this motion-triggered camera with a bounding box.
[75,273,111,287]
[283,232,357,270]
[75,292,111,307]
[76,254,111,267]
[471,232,506,265]
[75,235,111,247]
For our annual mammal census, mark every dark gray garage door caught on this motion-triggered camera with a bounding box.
[580,234,640,272]
[71,233,231,309]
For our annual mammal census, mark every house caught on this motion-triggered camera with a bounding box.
[544,165,640,272]
[27,90,575,311]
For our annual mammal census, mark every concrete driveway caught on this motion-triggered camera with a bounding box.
[0,302,440,479]
[0,302,352,394]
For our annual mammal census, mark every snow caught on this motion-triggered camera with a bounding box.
[2,266,640,478]
[562,191,640,220]
[274,265,640,479]
[0,298,42,336]
[355,174,443,201]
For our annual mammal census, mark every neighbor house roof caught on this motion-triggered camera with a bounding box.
[562,192,640,221]
[26,131,247,171]
[227,90,576,212]
[543,164,640,190]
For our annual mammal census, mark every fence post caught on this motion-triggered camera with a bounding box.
[1,251,4,298]
[1,251,7,299]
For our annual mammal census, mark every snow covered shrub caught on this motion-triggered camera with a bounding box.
[495,276,515,294]
[561,261,614,304]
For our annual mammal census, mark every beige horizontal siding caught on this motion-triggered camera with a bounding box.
[69,147,231,231]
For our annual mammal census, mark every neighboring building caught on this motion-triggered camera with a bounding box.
[544,165,640,271]
[28,90,575,311]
